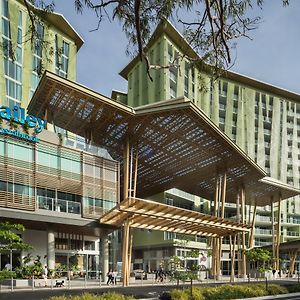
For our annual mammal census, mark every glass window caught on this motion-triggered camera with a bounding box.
[2,0,8,18]
[7,142,33,162]
[0,181,6,191]
[84,163,94,177]
[0,140,4,156]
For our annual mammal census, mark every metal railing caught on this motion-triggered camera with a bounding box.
[37,196,81,215]
[287,231,300,237]
[255,229,272,235]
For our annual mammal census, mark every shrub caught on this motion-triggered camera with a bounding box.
[170,289,189,300]
[287,284,300,293]
[170,284,290,300]
[49,292,134,300]
[267,284,288,295]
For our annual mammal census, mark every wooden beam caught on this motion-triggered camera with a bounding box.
[276,193,282,270]
[248,200,257,249]
[241,186,247,279]
[230,234,237,282]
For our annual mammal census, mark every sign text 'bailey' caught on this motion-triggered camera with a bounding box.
[0,105,46,133]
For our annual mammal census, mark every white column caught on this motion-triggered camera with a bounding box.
[47,228,55,270]
[101,236,109,281]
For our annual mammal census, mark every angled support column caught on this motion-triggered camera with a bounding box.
[248,200,257,249]
[241,186,247,279]
[276,193,282,270]
[230,234,237,282]
[217,171,227,280]
[121,139,139,286]
[289,249,298,276]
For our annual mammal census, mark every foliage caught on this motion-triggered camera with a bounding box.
[22,121,30,134]
[8,118,19,130]
[287,284,300,293]
[23,0,289,80]
[170,284,289,300]
[49,292,134,300]
[0,269,16,280]
[246,248,273,274]
[0,222,31,253]
[14,254,47,278]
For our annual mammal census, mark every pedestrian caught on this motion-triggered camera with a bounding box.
[112,270,117,285]
[278,269,282,278]
[42,265,48,287]
[272,269,276,277]
[107,269,113,285]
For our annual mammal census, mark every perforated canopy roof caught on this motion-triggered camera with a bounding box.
[28,72,300,205]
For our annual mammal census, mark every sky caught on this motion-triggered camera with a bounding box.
[54,1,300,98]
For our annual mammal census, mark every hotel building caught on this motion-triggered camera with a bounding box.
[116,20,300,272]
[0,0,118,278]
[0,1,299,279]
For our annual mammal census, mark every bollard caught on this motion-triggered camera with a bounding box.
[265,277,268,292]
[68,272,70,289]
[51,274,53,290]
[32,274,34,290]
[84,274,87,289]
[10,276,13,291]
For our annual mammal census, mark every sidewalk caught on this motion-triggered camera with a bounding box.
[0,275,297,293]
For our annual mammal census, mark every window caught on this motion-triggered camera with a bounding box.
[2,4,23,108]
[55,37,70,78]
[37,149,58,169]
[31,22,44,97]
[7,141,33,162]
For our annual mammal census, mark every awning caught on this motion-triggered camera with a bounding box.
[100,197,250,237]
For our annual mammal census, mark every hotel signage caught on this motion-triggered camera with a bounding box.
[0,106,47,143]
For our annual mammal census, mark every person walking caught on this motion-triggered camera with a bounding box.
[112,270,117,285]
[106,270,113,285]
[42,265,48,287]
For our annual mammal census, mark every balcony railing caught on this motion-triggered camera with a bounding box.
[287,218,300,224]
[256,216,272,222]
[37,196,81,215]
[287,231,300,237]
[255,229,272,235]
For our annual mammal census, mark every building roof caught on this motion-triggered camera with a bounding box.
[100,197,250,237]
[28,71,300,206]
[119,19,300,103]
[19,0,84,50]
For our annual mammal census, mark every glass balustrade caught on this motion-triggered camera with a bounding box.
[37,196,81,215]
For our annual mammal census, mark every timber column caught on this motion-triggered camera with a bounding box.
[121,139,139,286]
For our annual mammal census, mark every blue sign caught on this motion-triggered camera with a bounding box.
[0,106,47,143]
[0,106,46,133]
[0,128,39,142]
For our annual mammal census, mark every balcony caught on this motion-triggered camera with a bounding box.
[37,196,81,215]
[256,216,272,222]
[287,231,300,237]
[255,228,272,235]
[254,240,272,247]
[287,218,300,224]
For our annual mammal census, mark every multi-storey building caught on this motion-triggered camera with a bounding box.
[0,0,119,277]
[116,19,300,270]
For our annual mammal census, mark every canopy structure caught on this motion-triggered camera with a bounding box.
[100,197,250,237]
[29,71,300,206]
[28,71,300,285]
